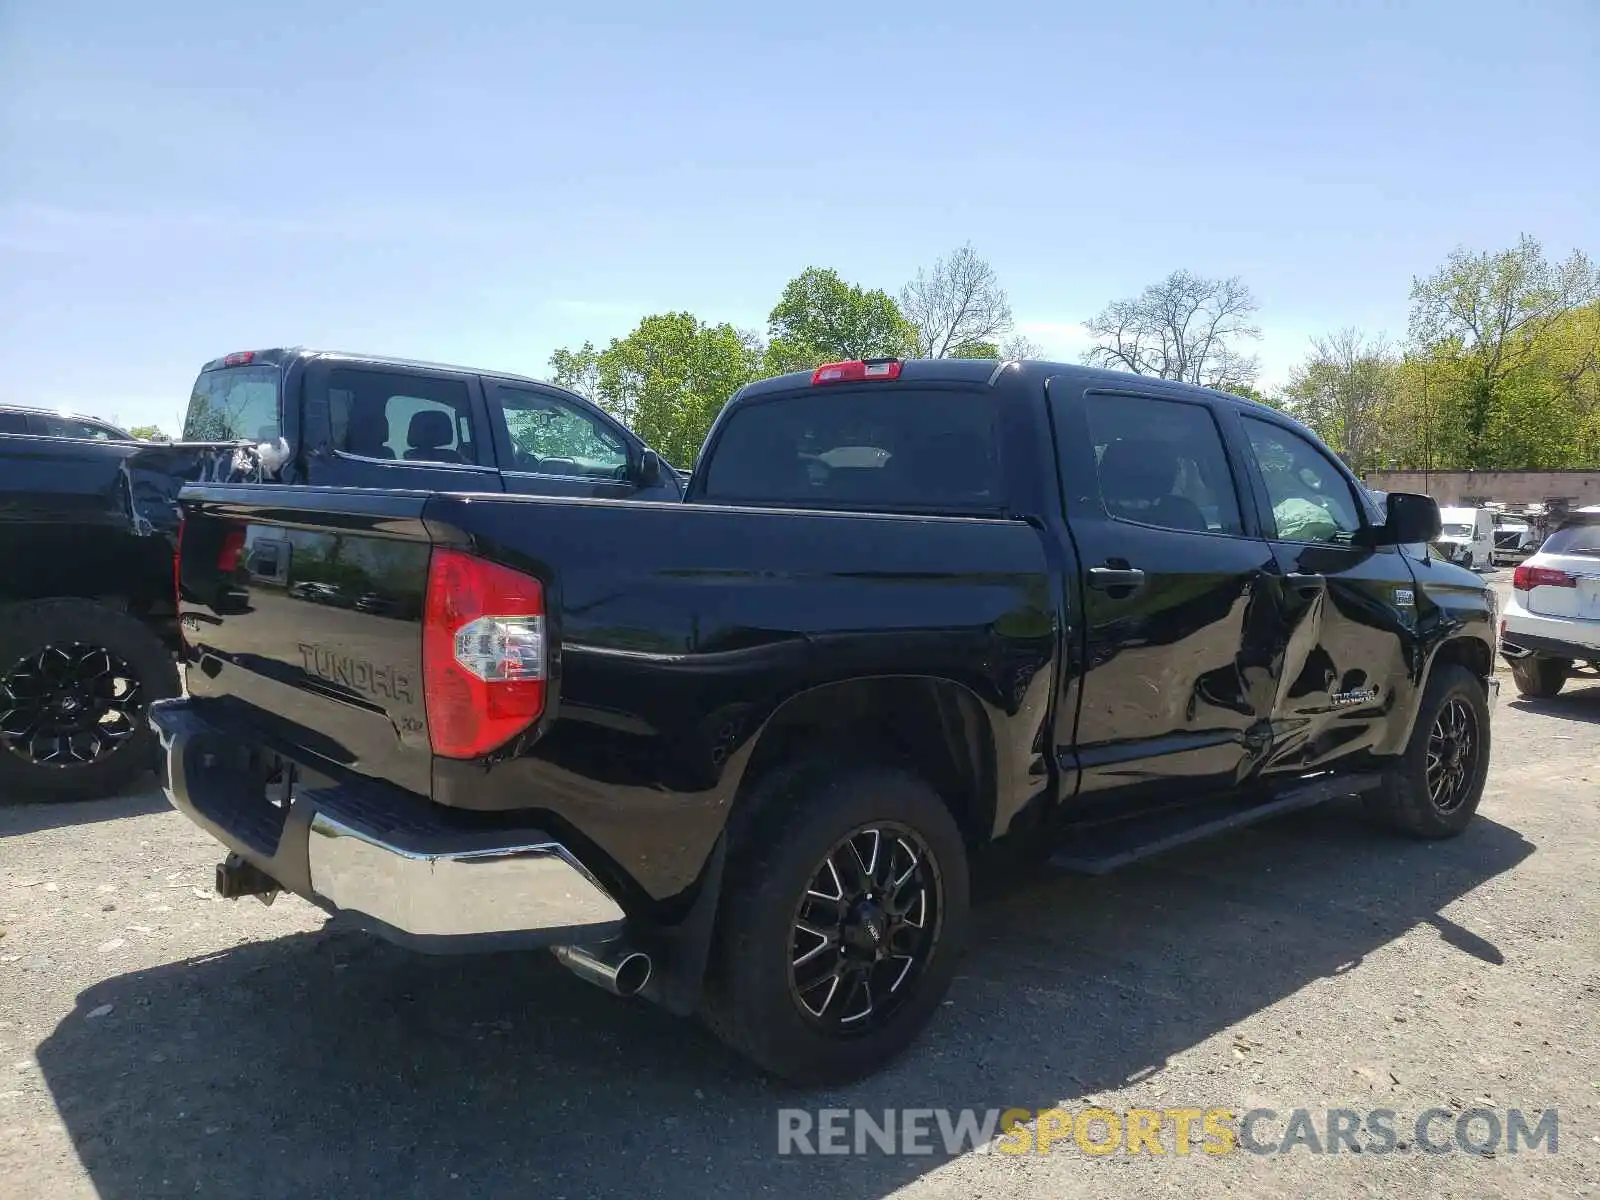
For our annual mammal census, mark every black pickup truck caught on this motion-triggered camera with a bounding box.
[184,348,683,501]
[0,349,680,803]
[154,357,1498,1085]
[0,431,263,799]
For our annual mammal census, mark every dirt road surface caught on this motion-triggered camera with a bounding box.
[2,578,1596,1198]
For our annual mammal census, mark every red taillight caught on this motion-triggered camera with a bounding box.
[217,527,246,573]
[422,548,547,759]
[811,359,903,385]
[1512,564,1576,590]
[222,351,256,367]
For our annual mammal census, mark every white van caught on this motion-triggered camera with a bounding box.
[1435,506,1496,570]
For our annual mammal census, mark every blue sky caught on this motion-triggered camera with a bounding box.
[2,0,1596,434]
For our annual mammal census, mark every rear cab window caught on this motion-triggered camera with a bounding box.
[1540,521,1600,557]
[699,385,1004,513]
[185,362,283,443]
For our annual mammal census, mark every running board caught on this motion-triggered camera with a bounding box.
[1048,772,1383,875]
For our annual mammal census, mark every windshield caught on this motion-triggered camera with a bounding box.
[700,386,1002,511]
[184,365,281,442]
[1440,523,1473,537]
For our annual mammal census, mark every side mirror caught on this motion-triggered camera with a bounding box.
[1375,492,1441,545]
[636,448,664,488]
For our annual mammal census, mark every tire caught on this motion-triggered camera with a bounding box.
[0,599,179,802]
[1510,655,1568,699]
[1463,552,1474,570]
[1364,663,1490,839]
[701,761,970,1086]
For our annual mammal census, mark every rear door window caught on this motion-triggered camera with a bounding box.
[185,365,282,442]
[29,414,128,440]
[700,386,1003,511]
[0,411,27,435]
[325,368,479,465]
[1081,393,1244,535]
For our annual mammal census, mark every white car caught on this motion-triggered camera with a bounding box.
[1499,509,1600,697]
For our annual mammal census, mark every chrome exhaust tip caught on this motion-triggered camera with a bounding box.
[551,941,652,997]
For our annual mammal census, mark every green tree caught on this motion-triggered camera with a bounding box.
[550,313,762,468]
[1408,235,1600,465]
[947,340,1000,359]
[128,424,169,441]
[763,267,913,375]
[547,342,602,406]
[1224,382,1279,408]
[1280,329,1399,473]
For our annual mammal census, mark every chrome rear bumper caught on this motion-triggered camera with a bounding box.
[306,812,623,942]
[150,698,625,952]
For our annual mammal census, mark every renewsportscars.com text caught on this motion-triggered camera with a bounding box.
[777,1106,1559,1157]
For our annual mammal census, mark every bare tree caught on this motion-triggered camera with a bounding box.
[1082,270,1262,390]
[1281,328,1399,473]
[1001,334,1045,360]
[900,242,1014,358]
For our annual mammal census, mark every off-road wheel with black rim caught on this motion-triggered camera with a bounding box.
[1364,662,1490,839]
[701,762,970,1086]
[1510,655,1568,699]
[0,599,179,802]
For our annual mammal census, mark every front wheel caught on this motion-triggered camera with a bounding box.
[0,599,179,802]
[701,763,970,1086]
[1365,663,1490,839]
[1510,655,1568,699]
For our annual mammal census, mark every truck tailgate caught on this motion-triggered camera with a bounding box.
[177,486,440,796]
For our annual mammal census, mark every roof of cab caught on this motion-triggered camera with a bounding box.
[197,347,555,389]
[730,356,1279,412]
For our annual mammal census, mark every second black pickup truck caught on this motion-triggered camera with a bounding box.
[153,357,1498,1084]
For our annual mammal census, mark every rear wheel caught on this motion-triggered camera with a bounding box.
[1365,663,1490,839]
[0,600,179,802]
[1510,655,1568,699]
[701,762,970,1086]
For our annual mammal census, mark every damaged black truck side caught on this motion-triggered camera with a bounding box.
[154,358,1498,1085]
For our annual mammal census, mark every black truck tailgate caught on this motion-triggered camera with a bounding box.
[177,485,443,796]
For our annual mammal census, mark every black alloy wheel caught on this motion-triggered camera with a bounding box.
[0,642,146,769]
[1363,663,1490,839]
[787,823,943,1032]
[1425,695,1479,814]
[700,762,971,1085]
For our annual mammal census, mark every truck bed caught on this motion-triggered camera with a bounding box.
[174,483,1058,903]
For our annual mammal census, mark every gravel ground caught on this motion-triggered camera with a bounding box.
[2,572,1597,1199]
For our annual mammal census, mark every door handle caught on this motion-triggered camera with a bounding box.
[1287,572,1326,595]
[1087,566,1147,592]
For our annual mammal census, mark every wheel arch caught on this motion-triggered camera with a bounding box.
[727,674,1000,850]
[1384,634,1494,753]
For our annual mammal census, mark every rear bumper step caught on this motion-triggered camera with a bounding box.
[148,698,626,953]
[1049,772,1384,875]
